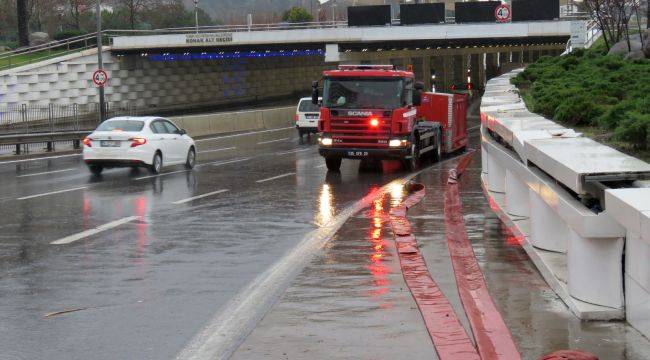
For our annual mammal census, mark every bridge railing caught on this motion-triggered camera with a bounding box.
[0,32,109,72]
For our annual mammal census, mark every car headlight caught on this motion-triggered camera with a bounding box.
[389,139,407,147]
[320,137,333,146]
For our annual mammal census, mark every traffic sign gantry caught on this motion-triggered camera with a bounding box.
[495,4,512,23]
[92,69,108,87]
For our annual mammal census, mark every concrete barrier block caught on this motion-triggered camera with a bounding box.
[209,114,235,134]
[568,229,624,309]
[626,231,650,293]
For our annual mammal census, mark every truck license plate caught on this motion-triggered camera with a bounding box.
[347,151,369,157]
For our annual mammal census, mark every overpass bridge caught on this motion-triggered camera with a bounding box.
[0,17,580,120]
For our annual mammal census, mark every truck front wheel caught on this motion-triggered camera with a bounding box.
[403,140,420,171]
[325,158,342,171]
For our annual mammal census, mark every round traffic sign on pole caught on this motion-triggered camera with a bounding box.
[92,69,108,87]
[495,4,512,23]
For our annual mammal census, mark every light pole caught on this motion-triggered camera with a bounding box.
[96,0,106,122]
[194,0,199,33]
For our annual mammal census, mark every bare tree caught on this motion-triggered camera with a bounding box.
[115,0,152,29]
[17,0,29,46]
[584,0,639,50]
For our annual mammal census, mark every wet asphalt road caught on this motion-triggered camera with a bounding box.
[0,128,410,360]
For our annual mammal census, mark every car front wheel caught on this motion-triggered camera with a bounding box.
[150,152,162,174]
[185,147,196,169]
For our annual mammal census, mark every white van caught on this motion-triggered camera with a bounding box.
[295,97,321,137]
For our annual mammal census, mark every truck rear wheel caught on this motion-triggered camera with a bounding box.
[325,158,342,171]
[431,130,442,163]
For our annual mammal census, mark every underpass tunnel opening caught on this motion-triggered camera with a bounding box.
[109,45,334,115]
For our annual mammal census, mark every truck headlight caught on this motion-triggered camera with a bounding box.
[389,139,407,147]
[320,137,333,146]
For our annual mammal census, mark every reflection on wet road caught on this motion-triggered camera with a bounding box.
[0,127,410,360]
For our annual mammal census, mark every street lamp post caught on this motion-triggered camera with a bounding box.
[96,0,106,123]
[194,0,199,33]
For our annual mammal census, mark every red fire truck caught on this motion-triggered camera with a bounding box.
[312,64,468,171]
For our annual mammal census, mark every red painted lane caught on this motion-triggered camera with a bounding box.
[444,152,521,360]
[389,184,481,360]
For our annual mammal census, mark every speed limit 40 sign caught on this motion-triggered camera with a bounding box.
[92,69,108,87]
[495,4,512,23]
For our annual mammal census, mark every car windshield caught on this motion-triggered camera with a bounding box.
[298,100,320,113]
[322,77,404,110]
[96,120,144,132]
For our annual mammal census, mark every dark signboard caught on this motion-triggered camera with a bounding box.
[454,1,502,23]
[348,5,392,27]
[400,3,446,25]
[512,0,560,21]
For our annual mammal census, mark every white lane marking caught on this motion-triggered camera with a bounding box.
[195,127,294,143]
[0,153,81,165]
[172,189,229,205]
[134,158,250,180]
[17,186,87,200]
[468,125,481,131]
[50,216,141,245]
[255,172,295,183]
[211,157,251,167]
[134,169,189,181]
[274,148,311,156]
[314,164,327,168]
[198,147,236,154]
[175,174,422,360]
[16,168,76,178]
[257,137,290,145]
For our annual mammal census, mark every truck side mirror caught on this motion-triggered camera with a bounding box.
[415,81,425,91]
[311,81,319,105]
[413,90,422,106]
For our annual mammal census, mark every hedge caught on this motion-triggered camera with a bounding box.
[512,45,650,150]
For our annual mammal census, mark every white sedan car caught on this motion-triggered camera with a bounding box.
[82,116,196,175]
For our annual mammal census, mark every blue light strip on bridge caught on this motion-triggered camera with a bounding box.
[147,49,325,61]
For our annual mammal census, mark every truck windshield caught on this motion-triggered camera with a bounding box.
[322,77,404,110]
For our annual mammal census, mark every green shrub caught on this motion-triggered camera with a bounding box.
[53,30,87,41]
[598,100,644,129]
[613,112,650,149]
[554,95,603,126]
[513,43,650,156]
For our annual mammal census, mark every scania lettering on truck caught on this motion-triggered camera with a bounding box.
[312,64,468,171]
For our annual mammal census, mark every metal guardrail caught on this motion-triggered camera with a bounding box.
[0,102,142,155]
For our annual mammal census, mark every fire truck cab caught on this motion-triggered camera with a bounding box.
[313,64,467,171]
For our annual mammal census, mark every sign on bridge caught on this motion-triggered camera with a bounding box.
[185,33,234,45]
[495,4,512,23]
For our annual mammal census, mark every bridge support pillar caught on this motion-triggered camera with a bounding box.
[498,51,509,69]
[430,56,444,92]
[469,53,483,91]
[485,53,498,80]
[452,54,468,89]
[533,49,541,62]
[523,49,532,63]
[421,56,431,91]
[442,55,453,92]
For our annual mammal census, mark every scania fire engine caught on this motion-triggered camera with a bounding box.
[312,65,468,171]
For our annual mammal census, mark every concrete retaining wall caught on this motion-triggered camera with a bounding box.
[169,106,294,138]
[480,69,650,334]
[0,48,327,109]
